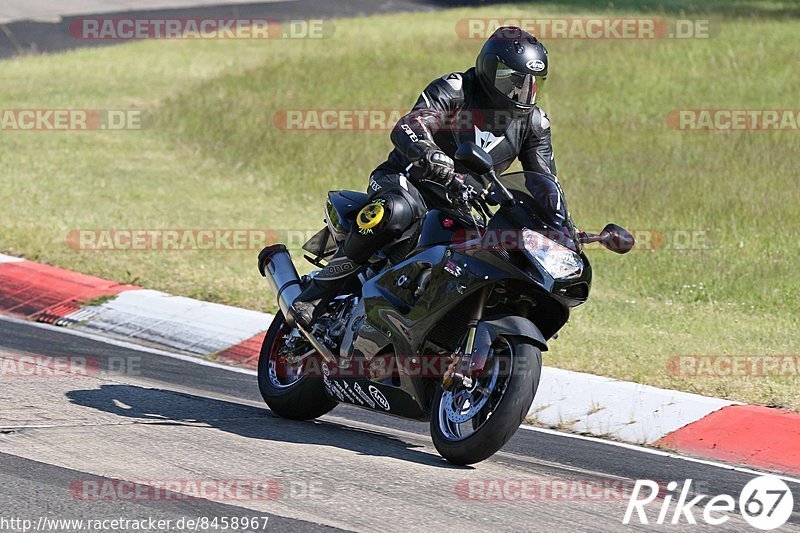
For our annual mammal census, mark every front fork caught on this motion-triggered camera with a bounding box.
[442,286,490,391]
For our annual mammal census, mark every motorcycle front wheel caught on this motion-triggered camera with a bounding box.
[430,336,542,465]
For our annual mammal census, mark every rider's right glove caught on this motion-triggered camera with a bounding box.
[420,149,456,185]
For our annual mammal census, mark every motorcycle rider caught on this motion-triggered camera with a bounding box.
[290,26,558,329]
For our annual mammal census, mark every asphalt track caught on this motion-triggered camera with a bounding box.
[2,315,800,532]
[0,0,505,60]
[3,1,800,531]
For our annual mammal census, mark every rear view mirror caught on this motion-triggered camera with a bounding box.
[578,223,635,254]
[599,224,635,254]
[454,142,493,175]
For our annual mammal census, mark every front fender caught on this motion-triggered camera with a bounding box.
[475,315,548,353]
[467,315,547,377]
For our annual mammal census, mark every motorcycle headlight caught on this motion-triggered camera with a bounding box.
[522,228,583,279]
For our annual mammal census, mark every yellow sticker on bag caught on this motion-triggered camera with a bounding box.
[357,202,385,230]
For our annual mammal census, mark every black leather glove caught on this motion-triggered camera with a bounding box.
[420,149,456,184]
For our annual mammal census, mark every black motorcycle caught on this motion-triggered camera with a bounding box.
[257,142,633,465]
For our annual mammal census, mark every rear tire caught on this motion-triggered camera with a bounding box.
[430,336,541,465]
[257,312,337,420]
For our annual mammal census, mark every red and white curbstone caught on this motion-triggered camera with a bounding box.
[77,289,270,355]
[0,253,270,356]
[530,367,735,444]
[1,252,798,475]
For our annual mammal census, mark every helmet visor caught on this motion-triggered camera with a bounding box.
[493,61,545,106]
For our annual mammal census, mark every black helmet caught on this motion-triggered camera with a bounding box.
[476,26,548,113]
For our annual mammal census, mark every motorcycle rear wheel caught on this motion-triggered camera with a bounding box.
[257,311,338,420]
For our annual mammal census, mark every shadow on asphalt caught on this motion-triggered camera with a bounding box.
[65,384,465,469]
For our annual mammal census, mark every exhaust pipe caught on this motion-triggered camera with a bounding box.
[258,245,337,364]
[258,244,303,327]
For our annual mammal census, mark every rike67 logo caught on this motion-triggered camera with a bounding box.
[623,475,794,529]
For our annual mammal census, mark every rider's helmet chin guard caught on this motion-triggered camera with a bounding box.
[476,26,548,114]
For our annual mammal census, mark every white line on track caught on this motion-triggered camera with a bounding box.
[0,314,255,375]
[3,313,799,485]
[520,425,800,485]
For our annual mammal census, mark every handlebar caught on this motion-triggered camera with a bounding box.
[452,169,515,209]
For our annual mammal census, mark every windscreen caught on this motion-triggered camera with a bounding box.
[496,171,578,249]
[499,172,568,224]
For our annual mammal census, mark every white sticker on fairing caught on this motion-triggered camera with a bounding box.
[443,73,462,91]
[341,381,364,406]
[353,382,376,409]
[368,384,391,411]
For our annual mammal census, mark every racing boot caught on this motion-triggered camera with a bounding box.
[289,256,359,329]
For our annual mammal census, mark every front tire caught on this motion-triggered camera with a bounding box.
[430,336,542,465]
[257,311,337,420]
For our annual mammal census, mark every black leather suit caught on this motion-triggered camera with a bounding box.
[341,66,557,264]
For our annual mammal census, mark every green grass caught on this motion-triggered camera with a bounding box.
[1,1,798,409]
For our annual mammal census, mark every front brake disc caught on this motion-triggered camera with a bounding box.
[443,358,500,423]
